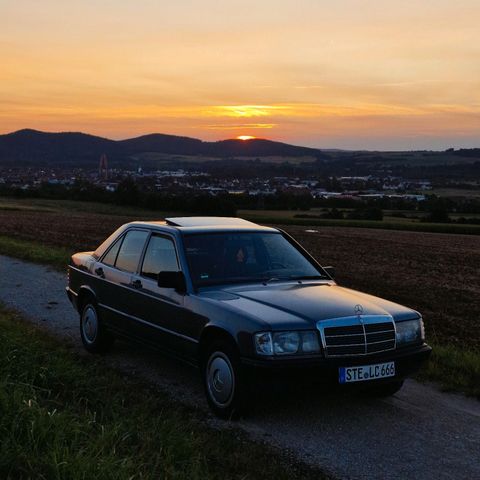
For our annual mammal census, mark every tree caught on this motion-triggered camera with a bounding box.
[422,196,451,223]
[114,177,139,206]
[425,203,450,223]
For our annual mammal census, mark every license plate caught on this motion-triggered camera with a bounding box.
[339,361,395,384]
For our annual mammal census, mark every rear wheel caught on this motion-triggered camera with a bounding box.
[79,298,114,353]
[202,340,248,419]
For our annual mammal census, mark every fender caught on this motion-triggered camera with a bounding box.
[76,285,98,311]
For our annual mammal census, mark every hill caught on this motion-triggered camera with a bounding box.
[0,129,324,166]
[0,129,119,165]
[203,138,321,157]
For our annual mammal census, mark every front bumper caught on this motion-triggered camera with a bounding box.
[66,286,78,310]
[241,343,432,385]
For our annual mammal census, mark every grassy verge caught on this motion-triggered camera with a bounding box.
[0,306,325,480]
[0,235,71,270]
[1,197,479,235]
[241,214,480,235]
[417,344,480,399]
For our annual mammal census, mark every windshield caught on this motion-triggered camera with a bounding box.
[183,232,325,287]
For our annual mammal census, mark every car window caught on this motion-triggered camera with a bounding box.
[184,232,321,286]
[141,235,179,280]
[115,230,149,273]
[262,234,315,272]
[93,225,126,259]
[102,237,122,266]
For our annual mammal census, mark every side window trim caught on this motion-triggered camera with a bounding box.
[139,231,181,280]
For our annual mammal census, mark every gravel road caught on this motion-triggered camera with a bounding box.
[1,254,479,480]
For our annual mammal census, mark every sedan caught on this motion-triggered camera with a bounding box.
[67,216,431,418]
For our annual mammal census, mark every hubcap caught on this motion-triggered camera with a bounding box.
[82,305,98,344]
[206,352,234,407]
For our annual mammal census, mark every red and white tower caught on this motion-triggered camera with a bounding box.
[99,153,108,180]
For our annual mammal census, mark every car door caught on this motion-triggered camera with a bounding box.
[93,229,150,335]
[128,232,196,358]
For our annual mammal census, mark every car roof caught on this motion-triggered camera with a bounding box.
[126,217,278,234]
[93,217,279,258]
[165,216,257,227]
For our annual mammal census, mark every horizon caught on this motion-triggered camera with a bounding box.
[3,127,470,153]
[2,1,479,150]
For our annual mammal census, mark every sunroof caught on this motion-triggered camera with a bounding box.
[165,216,258,227]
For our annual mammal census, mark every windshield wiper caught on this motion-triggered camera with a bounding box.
[262,276,286,284]
[262,275,324,284]
[199,274,326,288]
[287,275,326,281]
[198,276,270,287]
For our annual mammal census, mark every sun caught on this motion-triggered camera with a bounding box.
[236,135,256,141]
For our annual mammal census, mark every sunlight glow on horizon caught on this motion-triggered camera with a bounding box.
[237,135,256,141]
[1,0,479,150]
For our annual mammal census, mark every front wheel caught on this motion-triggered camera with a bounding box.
[202,341,248,419]
[79,299,114,354]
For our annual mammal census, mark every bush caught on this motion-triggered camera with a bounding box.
[347,207,383,221]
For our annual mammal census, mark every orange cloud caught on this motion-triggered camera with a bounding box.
[202,123,276,130]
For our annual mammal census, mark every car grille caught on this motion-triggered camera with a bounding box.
[317,315,396,357]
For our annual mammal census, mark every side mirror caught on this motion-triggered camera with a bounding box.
[158,271,187,293]
[324,266,335,279]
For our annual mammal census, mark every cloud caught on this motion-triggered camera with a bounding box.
[205,105,291,118]
[201,123,276,130]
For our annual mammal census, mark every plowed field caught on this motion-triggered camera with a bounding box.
[1,209,478,350]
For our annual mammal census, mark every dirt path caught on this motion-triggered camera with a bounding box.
[1,254,479,480]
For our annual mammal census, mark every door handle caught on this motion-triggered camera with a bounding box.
[132,279,142,289]
[95,267,105,278]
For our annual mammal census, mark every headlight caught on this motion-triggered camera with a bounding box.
[395,318,425,346]
[254,331,320,356]
[254,332,273,355]
[273,332,300,355]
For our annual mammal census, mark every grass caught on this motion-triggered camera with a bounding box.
[430,188,480,199]
[417,344,480,399]
[134,152,317,164]
[2,197,480,235]
[0,235,71,270]
[0,306,325,480]
[241,213,480,235]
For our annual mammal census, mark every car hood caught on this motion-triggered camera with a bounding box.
[203,282,419,329]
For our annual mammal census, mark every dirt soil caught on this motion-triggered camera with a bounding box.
[288,226,480,351]
[1,209,478,349]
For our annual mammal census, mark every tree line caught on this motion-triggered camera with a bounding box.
[1,177,480,223]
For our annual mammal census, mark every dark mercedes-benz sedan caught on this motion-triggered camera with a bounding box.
[67,217,431,418]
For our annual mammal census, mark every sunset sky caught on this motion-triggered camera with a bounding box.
[1,0,479,150]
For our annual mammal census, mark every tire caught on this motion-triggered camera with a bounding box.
[363,379,404,397]
[202,340,249,419]
[79,298,114,354]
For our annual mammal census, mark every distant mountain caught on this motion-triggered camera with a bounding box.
[203,138,321,157]
[0,129,118,165]
[119,133,204,155]
[0,129,324,166]
[452,148,480,158]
